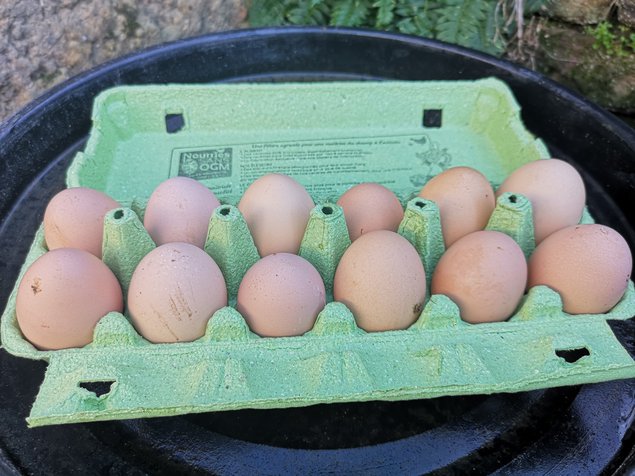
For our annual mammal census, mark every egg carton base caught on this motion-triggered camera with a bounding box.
[26,312,635,427]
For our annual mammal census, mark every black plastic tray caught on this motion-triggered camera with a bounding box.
[1,27,635,475]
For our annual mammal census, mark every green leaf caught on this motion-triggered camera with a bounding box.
[287,1,330,25]
[479,1,506,56]
[397,17,418,35]
[436,0,489,49]
[412,9,437,37]
[248,0,288,26]
[374,0,395,27]
[330,0,371,27]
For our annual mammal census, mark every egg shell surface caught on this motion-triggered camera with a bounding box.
[431,230,528,323]
[337,182,404,241]
[418,166,495,247]
[333,230,426,332]
[144,177,221,248]
[496,158,586,244]
[237,174,314,257]
[43,187,120,258]
[236,253,326,337]
[528,224,632,314]
[15,248,123,350]
[127,242,228,343]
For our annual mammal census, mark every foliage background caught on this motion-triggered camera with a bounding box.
[249,0,548,56]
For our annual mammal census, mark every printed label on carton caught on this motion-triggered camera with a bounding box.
[171,134,456,202]
[178,148,233,180]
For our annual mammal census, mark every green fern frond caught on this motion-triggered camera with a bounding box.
[287,0,331,25]
[481,2,507,56]
[395,0,428,16]
[395,0,440,37]
[396,17,417,35]
[330,0,371,27]
[374,0,395,27]
[436,0,489,47]
[248,0,288,26]
[248,0,548,57]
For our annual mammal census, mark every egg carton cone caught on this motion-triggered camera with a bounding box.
[1,80,634,427]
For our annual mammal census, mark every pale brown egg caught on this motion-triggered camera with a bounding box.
[236,253,326,337]
[337,183,404,241]
[238,174,314,257]
[528,224,632,314]
[431,230,527,323]
[15,248,123,350]
[43,187,120,258]
[333,230,426,332]
[496,158,586,244]
[418,166,495,247]
[144,177,221,248]
[127,242,227,343]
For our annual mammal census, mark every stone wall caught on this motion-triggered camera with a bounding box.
[515,0,635,114]
[0,0,246,122]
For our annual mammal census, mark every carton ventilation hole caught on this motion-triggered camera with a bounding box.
[508,195,517,204]
[219,206,231,216]
[79,380,115,398]
[165,113,185,133]
[555,347,590,363]
[423,109,442,128]
[415,200,426,209]
[322,206,333,215]
[113,209,124,220]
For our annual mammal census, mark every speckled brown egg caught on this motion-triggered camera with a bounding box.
[337,183,404,241]
[418,166,495,247]
[431,230,527,323]
[333,230,426,332]
[236,253,326,337]
[528,224,632,314]
[15,248,123,350]
[127,242,227,343]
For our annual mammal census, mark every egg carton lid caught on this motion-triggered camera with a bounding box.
[2,79,635,427]
[66,78,549,204]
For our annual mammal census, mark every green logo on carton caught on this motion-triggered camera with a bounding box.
[178,148,233,180]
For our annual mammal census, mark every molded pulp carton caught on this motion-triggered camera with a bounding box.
[2,79,635,427]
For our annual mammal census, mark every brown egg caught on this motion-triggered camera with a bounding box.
[236,253,326,337]
[44,187,120,258]
[431,231,527,323]
[238,174,314,257]
[127,242,227,343]
[528,224,632,314]
[496,158,586,244]
[337,183,404,241]
[333,230,426,332]
[418,166,495,247]
[15,248,123,350]
[144,177,221,248]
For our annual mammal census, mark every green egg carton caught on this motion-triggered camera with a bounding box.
[2,79,635,428]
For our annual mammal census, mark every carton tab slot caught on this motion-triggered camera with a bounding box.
[165,113,185,133]
[555,347,590,364]
[423,109,442,128]
[79,380,115,398]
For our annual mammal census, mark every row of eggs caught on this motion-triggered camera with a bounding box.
[40,158,589,257]
[15,159,633,350]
